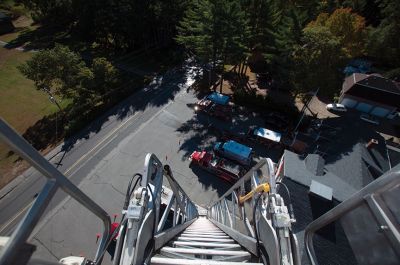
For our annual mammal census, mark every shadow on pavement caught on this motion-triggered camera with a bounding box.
[19,62,200,170]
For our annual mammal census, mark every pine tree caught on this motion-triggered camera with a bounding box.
[176,0,250,77]
[367,0,400,68]
[274,7,308,82]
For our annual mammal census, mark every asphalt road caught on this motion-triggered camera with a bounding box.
[0,62,199,236]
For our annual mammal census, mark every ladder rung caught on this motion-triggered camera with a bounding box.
[151,257,263,265]
[185,228,221,232]
[181,233,229,239]
[176,236,235,243]
[183,231,226,236]
[160,247,251,257]
[187,225,218,228]
[172,241,241,249]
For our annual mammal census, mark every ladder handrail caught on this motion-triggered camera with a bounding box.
[304,170,400,265]
[211,159,268,205]
[0,118,111,265]
[207,157,300,265]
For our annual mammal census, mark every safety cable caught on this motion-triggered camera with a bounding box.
[124,173,142,210]
[276,181,295,220]
[252,191,264,260]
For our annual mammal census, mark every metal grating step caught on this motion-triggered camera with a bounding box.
[171,241,242,250]
[175,236,235,243]
[180,233,230,239]
[151,256,263,264]
[160,247,251,262]
[152,217,257,263]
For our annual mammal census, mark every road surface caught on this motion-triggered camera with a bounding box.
[0,62,200,236]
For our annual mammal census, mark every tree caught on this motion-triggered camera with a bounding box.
[177,0,249,91]
[246,0,283,65]
[17,0,74,24]
[291,26,343,96]
[367,0,400,68]
[177,0,249,71]
[72,0,189,51]
[18,45,120,107]
[18,44,89,99]
[307,8,367,57]
[273,7,308,82]
[88,57,120,100]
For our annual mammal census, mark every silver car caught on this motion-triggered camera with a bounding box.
[326,103,347,112]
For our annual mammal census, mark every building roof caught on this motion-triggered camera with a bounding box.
[304,154,325,176]
[281,178,358,265]
[283,115,390,201]
[283,150,357,201]
[342,73,400,107]
[343,73,400,95]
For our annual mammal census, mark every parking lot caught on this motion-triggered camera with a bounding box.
[29,85,286,263]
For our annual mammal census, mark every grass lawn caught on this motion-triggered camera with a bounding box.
[0,47,68,189]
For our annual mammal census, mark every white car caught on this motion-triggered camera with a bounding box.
[326,103,347,112]
[360,114,380,125]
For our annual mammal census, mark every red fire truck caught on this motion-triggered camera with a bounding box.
[189,150,245,183]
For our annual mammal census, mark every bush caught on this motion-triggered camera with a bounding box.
[10,5,27,19]
[384,68,400,81]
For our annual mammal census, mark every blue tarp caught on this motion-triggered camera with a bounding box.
[216,140,252,159]
[207,92,230,105]
[343,59,372,76]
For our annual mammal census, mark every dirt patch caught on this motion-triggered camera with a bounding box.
[13,15,33,28]
[295,96,338,119]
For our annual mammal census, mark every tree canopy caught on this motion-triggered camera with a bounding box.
[176,0,249,70]
[18,45,120,105]
[14,0,400,97]
[307,8,367,57]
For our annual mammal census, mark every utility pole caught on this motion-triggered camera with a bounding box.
[293,88,319,133]
[43,88,64,115]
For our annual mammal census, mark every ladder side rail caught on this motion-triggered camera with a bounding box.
[208,159,269,230]
[304,170,400,265]
[210,159,268,207]
[0,118,111,265]
[164,165,198,219]
[207,159,272,255]
[142,153,164,230]
[0,180,58,265]
[157,194,175,232]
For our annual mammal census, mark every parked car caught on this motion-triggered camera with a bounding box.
[360,114,380,125]
[326,103,347,112]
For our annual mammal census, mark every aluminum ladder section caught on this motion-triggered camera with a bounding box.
[208,159,301,265]
[151,216,262,264]
[0,119,111,265]
[305,166,400,265]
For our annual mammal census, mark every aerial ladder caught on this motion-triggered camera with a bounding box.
[0,117,399,265]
